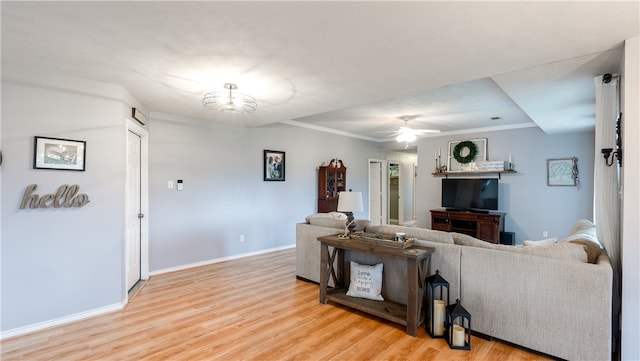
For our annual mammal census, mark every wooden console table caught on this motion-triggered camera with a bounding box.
[318,235,434,336]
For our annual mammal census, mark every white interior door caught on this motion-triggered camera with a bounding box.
[126,130,142,291]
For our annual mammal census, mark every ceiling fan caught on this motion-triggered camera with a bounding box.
[384,116,440,144]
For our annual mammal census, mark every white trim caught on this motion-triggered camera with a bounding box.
[281,118,539,142]
[278,119,381,142]
[413,122,539,138]
[0,302,124,340]
[149,244,296,276]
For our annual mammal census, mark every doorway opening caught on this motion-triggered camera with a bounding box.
[369,158,416,227]
[389,162,400,225]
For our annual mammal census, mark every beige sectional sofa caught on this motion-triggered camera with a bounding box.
[296,215,613,361]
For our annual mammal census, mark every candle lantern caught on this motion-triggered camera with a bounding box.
[425,270,449,338]
[446,299,471,350]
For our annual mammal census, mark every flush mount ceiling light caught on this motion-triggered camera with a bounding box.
[203,83,257,113]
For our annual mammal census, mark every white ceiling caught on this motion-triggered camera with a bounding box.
[2,1,638,150]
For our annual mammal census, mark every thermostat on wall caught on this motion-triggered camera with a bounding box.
[177,179,183,191]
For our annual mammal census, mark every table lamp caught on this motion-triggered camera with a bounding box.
[337,191,363,239]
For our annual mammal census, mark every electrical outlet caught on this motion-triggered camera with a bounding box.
[543,231,548,237]
[240,235,245,242]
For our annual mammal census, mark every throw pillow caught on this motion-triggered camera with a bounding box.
[523,238,558,247]
[566,219,604,248]
[346,261,384,301]
[566,239,602,263]
[569,219,596,235]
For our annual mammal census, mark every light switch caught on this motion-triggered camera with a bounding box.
[168,180,174,189]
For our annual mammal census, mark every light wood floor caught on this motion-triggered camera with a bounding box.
[1,248,553,360]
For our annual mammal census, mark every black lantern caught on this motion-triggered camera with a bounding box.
[425,270,449,338]
[446,299,471,350]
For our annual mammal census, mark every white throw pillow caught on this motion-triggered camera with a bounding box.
[346,261,384,301]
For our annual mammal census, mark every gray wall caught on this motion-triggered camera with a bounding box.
[416,127,595,243]
[148,114,384,272]
[1,66,139,332]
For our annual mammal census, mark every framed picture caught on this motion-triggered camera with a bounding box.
[447,138,487,171]
[547,158,577,186]
[264,150,285,181]
[34,136,86,171]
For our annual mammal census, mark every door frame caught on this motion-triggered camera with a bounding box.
[368,159,389,225]
[388,161,402,225]
[125,119,149,301]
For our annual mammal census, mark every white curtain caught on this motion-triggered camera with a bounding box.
[593,75,621,347]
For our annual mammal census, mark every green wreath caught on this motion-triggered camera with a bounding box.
[453,141,478,164]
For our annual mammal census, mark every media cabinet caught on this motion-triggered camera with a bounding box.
[430,209,505,243]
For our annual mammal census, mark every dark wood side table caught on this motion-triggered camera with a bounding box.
[318,235,434,337]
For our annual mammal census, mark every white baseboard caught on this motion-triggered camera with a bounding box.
[1,302,124,340]
[149,244,295,276]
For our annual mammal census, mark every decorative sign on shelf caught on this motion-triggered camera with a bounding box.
[447,138,487,172]
[20,184,90,209]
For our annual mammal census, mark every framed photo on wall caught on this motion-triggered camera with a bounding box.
[264,150,285,181]
[34,136,86,171]
[547,158,577,186]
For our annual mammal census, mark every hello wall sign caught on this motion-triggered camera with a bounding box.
[20,184,90,209]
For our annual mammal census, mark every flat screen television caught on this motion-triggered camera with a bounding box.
[441,178,499,212]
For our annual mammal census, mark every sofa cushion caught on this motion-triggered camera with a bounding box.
[305,213,346,229]
[452,233,493,248]
[346,261,384,301]
[565,239,601,263]
[523,238,558,247]
[365,224,455,244]
[506,242,588,263]
[453,232,588,262]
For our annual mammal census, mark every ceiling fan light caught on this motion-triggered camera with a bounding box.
[396,132,416,143]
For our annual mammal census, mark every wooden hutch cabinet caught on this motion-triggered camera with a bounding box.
[431,209,505,244]
[318,159,347,213]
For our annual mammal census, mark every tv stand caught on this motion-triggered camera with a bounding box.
[431,209,505,244]
[445,208,489,214]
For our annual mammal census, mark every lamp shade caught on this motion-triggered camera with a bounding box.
[337,191,363,212]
